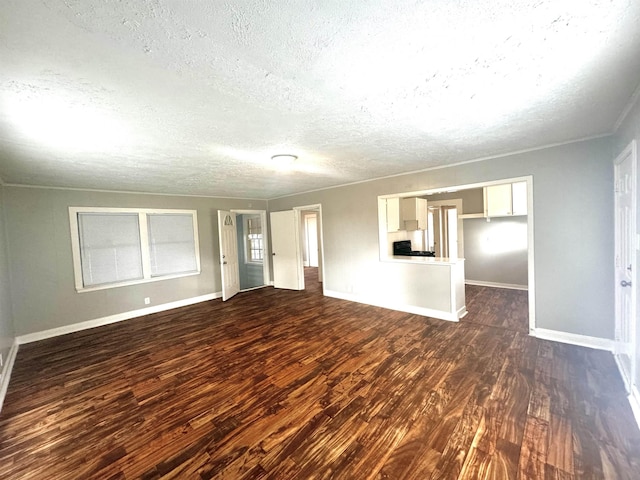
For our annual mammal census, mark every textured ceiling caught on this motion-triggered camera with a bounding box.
[1,1,640,199]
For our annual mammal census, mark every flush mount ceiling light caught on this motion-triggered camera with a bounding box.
[270,154,298,171]
[271,154,297,164]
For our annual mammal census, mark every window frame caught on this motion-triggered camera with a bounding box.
[243,215,264,265]
[69,207,201,292]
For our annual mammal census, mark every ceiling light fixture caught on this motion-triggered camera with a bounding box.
[271,154,297,164]
[271,154,298,171]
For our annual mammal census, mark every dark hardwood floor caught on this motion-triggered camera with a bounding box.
[1,269,639,479]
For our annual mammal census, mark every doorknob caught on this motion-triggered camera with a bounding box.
[223,261,227,265]
[621,280,632,287]
[272,253,276,256]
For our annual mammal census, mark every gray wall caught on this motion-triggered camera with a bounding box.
[269,137,614,339]
[425,188,484,214]
[0,187,15,367]
[426,188,528,287]
[463,216,528,287]
[613,95,640,399]
[4,187,266,336]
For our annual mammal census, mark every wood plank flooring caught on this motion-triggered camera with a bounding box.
[1,269,639,479]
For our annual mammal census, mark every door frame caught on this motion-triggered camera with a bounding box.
[378,175,535,334]
[231,209,271,287]
[426,199,464,259]
[613,140,637,393]
[294,204,326,294]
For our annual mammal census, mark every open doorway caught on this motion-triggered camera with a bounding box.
[295,205,324,291]
[378,176,534,334]
[426,199,463,259]
[232,210,270,291]
[269,205,325,293]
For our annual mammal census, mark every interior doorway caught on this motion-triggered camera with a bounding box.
[269,205,325,292]
[426,199,463,259]
[231,210,270,292]
[295,205,324,290]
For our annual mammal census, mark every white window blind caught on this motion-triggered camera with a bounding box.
[148,214,197,276]
[70,207,200,292]
[78,213,143,287]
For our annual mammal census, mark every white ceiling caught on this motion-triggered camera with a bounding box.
[1,1,639,199]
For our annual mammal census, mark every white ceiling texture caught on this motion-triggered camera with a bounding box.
[1,1,640,199]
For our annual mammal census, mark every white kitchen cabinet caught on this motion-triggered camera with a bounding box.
[386,197,401,232]
[402,197,427,230]
[484,184,513,217]
[484,182,527,217]
[511,181,528,215]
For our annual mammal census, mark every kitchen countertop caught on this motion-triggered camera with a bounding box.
[389,256,465,265]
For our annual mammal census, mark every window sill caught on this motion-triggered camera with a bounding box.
[75,270,201,293]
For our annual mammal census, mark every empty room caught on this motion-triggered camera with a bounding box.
[1,1,640,479]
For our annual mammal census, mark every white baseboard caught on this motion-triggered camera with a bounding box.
[17,292,221,345]
[0,339,19,413]
[465,280,528,291]
[324,289,460,322]
[533,328,614,351]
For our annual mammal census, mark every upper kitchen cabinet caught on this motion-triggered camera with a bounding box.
[402,197,427,230]
[384,197,428,232]
[483,181,527,217]
[386,197,401,232]
[511,181,528,215]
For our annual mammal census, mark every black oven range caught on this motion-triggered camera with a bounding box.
[392,240,436,257]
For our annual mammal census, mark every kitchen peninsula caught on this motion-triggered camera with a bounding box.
[388,255,466,322]
[378,196,466,322]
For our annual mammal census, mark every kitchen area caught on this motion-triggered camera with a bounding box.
[377,180,528,322]
[378,194,467,322]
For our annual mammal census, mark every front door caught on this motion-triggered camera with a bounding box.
[614,141,637,391]
[218,210,240,301]
[270,210,303,290]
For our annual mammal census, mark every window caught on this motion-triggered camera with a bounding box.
[77,212,144,287]
[69,207,200,292]
[245,215,263,263]
[147,214,197,277]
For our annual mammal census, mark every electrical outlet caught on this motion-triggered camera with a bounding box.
[144,297,151,305]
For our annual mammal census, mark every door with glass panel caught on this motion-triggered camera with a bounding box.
[218,210,240,301]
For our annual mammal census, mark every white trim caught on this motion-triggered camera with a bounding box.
[69,207,201,292]
[269,135,610,201]
[231,209,271,286]
[465,280,528,291]
[628,385,640,430]
[378,175,534,200]
[3,183,268,202]
[613,80,640,133]
[615,354,633,393]
[526,176,536,335]
[293,204,326,296]
[613,140,637,394]
[376,174,536,334]
[16,292,221,345]
[0,339,19,413]
[2,135,611,202]
[324,289,460,322]
[533,328,614,351]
